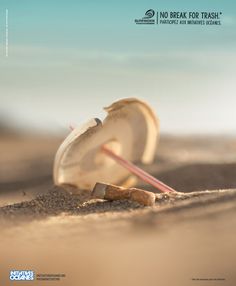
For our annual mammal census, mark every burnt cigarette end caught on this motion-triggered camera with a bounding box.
[92,182,155,206]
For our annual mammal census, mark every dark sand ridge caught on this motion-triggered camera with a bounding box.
[0,134,236,286]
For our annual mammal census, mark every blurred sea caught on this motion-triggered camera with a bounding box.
[1,49,235,135]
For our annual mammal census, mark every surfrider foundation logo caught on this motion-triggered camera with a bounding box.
[135,9,156,24]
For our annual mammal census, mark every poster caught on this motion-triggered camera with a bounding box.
[0,1,235,285]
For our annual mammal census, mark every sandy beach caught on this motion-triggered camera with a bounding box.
[0,132,236,285]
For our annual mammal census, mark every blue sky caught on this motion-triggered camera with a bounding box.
[0,1,236,134]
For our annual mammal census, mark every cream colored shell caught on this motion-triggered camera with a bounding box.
[53,98,159,193]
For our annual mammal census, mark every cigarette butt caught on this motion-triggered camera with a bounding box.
[92,183,155,206]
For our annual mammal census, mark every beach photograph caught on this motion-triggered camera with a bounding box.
[0,1,236,285]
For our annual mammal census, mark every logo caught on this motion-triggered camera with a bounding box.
[10,270,34,281]
[135,9,156,24]
[143,9,155,19]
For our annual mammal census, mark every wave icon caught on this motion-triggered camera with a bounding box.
[143,9,155,19]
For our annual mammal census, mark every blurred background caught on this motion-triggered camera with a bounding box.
[0,0,235,135]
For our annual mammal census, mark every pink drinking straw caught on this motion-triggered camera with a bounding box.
[101,145,176,193]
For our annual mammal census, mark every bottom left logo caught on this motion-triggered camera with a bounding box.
[10,270,34,281]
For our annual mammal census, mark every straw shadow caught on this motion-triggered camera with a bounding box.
[139,162,236,193]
